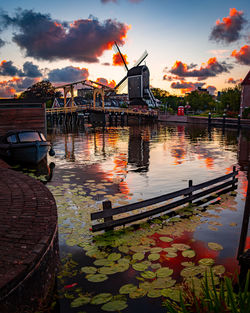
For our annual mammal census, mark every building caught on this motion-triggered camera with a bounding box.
[240,70,250,117]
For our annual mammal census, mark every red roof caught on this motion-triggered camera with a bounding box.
[241,70,250,85]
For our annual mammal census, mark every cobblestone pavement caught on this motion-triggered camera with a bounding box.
[0,163,57,298]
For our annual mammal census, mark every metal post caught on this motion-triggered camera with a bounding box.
[238,114,241,129]
[208,112,211,126]
[223,113,226,128]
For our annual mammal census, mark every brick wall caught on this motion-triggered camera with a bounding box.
[0,101,46,136]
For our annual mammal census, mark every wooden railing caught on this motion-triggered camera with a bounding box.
[46,106,158,116]
[91,167,238,232]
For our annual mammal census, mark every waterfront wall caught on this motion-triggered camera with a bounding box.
[0,100,46,136]
[0,165,58,313]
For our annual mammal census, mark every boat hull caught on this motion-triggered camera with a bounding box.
[0,142,50,164]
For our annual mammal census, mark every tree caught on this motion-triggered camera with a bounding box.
[151,88,169,103]
[19,80,62,99]
[185,91,216,112]
[219,85,241,113]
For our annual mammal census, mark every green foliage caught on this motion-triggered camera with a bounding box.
[185,91,216,112]
[219,85,241,113]
[163,270,250,313]
[242,107,250,119]
[19,80,62,100]
[151,88,169,101]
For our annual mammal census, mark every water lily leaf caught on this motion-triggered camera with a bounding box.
[119,284,137,294]
[98,267,117,275]
[133,253,145,261]
[159,237,173,242]
[212,264,226,275]
[139,282,152,291]
[151,263,161,270]
[180,266,200,278]
[163,247,177,253]
[150,247,163,253]
[130,245,151,253]
[182,250,196,258]
[91,293,113,305]
[147,289,162,298]
[101,300,128,312]
[129,288,147,299]
[94,259,114,267]
[141,271,156,279]
[81,266,97,274]
[161,288,181,301]
[86,273,108,282]
[172,243,191,251]
[208,242,223,251]
[148,253,160,261]
[71,296,91,307]
[152,278,176,288]
[165,252,177,258]
[118,245,129,253]
[156,267,173,278]
[198,258,215,266]
[181,262,195,267]
[132,263,149,272]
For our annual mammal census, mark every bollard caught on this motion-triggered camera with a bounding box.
[208,112,211,126]
[223,113,226,128]
[238,114,241,129]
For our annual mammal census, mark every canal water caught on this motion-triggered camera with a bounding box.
[18,123,250,312]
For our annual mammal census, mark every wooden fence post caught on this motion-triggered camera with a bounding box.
[188,180,193,204]
[232,166,236,189]
[103,200,114,232]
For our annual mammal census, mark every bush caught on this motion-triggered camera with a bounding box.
[242,108,250,119]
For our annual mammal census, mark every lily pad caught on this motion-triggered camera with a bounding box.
[86,273,108,282]
[208,242,223,251]
[94,259,114,267]
[161,288,181,301]
[172,243,191,251]
[147,289,162,298]
[150,247,163,253]
[101,300,128,312]
[133,253,145,261]
[107,253,121,261]
[148,253,160,261]
[212,264,226,275]
[156,267,173,278]
[198,258,215,266]
[165,252,177,258]
[71,296,91,307]
[91,293,113,305]
[132,263,149,272]
[181,262,195,267]
[98,267,117,275]
[119,284,137,294]
[141,271,156,279]
[81,266,97,274]
[129,288,147,299]
[182,250,196,258]
[159,236,173,242]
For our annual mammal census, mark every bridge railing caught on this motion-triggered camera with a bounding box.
[46,105,158,116]
[91,167,238,232]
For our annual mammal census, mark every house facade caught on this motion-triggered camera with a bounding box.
[240,70,250,116]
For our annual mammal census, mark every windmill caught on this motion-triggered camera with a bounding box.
[114,42,157,107]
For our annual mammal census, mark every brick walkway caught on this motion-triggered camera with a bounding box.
[0,166,57,300]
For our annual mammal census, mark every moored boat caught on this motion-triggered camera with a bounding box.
[0,130,53,164]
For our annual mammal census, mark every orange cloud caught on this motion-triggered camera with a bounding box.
[96,77,116,88]
[231,45,250,65]
[112,52,129,66]
[210,8,246,43]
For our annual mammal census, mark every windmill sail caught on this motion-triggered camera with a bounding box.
[133,50,148,67]
[113,41,129,72]
[116,79,128,94]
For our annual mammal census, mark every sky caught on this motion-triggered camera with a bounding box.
[0,0,250,97]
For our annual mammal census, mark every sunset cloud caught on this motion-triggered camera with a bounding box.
[0,9,130,63]
[169,58,232,80]
[163,75,183,81]
[96,77,116,88]
[48,66,89,83]
[226,77,243,84]
[0,39,5,48]
[231,45,250,65]
[171,81,205,94]
[112,52,129,66]
[171,81,216,95]
[210,8,246,43]
[0,60,42,77]
[0,77,38,97]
